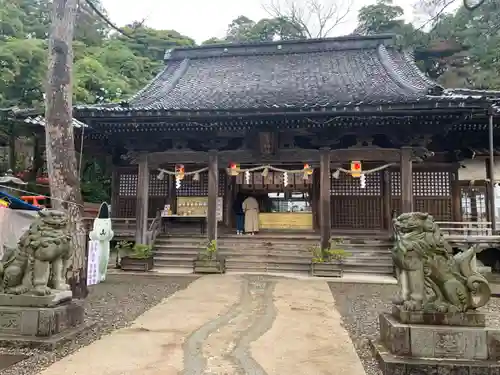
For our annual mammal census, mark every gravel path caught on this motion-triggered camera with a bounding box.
[0,274,197,375]
[330,282,500,375]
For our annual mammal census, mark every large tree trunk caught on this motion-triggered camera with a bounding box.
[45,0,87,298]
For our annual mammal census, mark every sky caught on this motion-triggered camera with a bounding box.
[100,0,427,44]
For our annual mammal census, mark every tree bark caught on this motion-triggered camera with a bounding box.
[45,0,86,298]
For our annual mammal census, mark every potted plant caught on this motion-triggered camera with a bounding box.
[119,242,154,272]
[310,237,349,277]
[193,240,225,274]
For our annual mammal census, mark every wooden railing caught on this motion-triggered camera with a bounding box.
[145,211,162,246]
[82,217,155,239]
[436,221,500,245]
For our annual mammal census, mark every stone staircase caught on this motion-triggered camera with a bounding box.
[152,232,394,276]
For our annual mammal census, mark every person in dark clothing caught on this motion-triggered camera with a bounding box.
[233,193,245,235]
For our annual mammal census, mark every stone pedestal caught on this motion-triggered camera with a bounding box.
[371,307,500,375]
[0,293,89,350]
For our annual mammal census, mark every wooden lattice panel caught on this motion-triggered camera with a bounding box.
[391,171,451,197]
[413,171,450,197]
[414,198,452,221]
[118,173,138,196]
[149,171,169,196]
[331,171,382,196]
[116,197,136,218]
[460,185,488,221]
[330,197,383,229]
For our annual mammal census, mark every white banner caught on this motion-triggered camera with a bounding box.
[87,240,101,286]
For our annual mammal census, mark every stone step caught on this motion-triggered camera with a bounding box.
[153,251,199,259]
[153,256,194,268]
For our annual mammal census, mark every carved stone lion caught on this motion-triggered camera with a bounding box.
[0,209,72,296]
[392,212,491,312]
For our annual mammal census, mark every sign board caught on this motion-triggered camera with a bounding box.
[87,240,100,286]
[175,196,223,221]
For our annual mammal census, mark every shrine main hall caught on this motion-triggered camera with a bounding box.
[71,33,499,249]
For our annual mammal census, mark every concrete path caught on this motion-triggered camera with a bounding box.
[39,275,366,375]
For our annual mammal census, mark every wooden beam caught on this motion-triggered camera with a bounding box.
[400,147,413,213]
[135,153,149,244]
[146,147,403,166]
[207,150,218,242]
[319,149,331,249]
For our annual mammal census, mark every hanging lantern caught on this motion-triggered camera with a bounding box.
[175,164,185,180]
[283,171,288,186]
[303,163,313,175]
[350,161,362,178]
[193,172,200,181]
[228,162,240,176]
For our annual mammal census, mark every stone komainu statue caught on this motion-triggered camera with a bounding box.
[392,212,491,313]
[0,209,72,296]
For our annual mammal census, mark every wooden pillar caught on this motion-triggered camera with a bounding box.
[135,154,149,244]
[400,147,413,213]
[382,170,392,230]
[451,172,462,222]
[207,150,218,241]
[110,167,119,216]
[319,149,331,249]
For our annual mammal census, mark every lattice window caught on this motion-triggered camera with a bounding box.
[149,171,168,196]
[413,171,450,197]
[391,171,451,197]
[331,171,381,196]
[118,173,138,196]
[460,186,488,222]
[391,172,401,196]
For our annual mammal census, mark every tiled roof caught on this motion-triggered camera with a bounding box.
[75,35,486,114]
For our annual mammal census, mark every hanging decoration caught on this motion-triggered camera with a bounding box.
[332,163,396,178]
[175,164,185,180]
[229,162,240,176]
[175,175,181,189]
[224,164,315,185]
[332,169,340,179]
[193,172,200,181]
[350,161,362,178]
[360,174,366,188]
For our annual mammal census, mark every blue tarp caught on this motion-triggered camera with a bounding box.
[0,192,41,211]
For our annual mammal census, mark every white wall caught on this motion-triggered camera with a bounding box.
[458,159,500,181]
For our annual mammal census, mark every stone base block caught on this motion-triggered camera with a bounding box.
[371,340,500,375]
[380,313,500,360]
[392,305,486,327]
[0,300,91,350]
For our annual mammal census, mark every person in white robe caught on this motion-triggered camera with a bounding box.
[242,196,259,235]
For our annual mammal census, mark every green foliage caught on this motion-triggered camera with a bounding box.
[203,15,306,45]
[355,0,500,89]
[310,237,350,263]
[115,241,152,259]
[198,240,217,260]
[0,0,195,108]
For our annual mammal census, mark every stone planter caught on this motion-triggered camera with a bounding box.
[310,262,343,277]
[120,256,154,272]
[193,258,226,274]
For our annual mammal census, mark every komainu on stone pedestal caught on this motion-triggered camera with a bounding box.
[0,209,72,297]
[392,212,491,313]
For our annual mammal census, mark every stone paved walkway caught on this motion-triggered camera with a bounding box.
[38,275,366,375]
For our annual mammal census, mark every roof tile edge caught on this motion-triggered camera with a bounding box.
[164,34,396,61]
